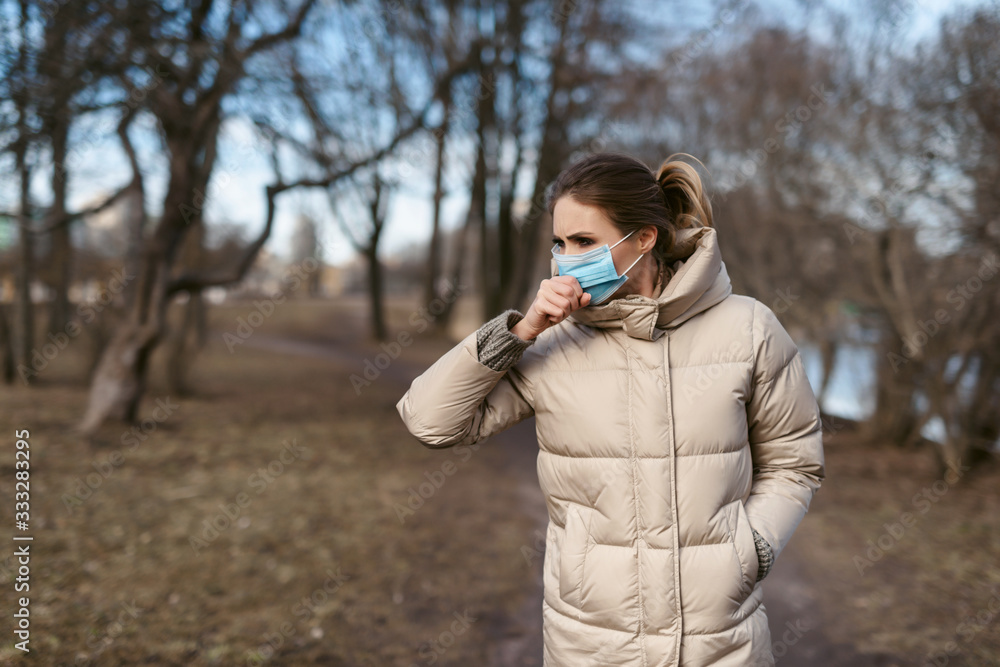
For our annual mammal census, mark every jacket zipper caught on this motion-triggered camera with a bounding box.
[663,331,684,662]
[619,329,650,667]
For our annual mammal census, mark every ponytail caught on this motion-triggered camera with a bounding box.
[545,151,714,275]
[655,153,714,229]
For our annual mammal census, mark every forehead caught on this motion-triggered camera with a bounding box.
[552,197,615,237]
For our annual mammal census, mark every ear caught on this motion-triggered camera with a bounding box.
[639,225,658,253]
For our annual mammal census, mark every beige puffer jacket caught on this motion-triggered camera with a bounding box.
[396,226,825,666]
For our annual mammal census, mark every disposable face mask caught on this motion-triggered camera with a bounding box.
[551,229,645,306]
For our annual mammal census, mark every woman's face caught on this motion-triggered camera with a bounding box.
[551,196,659,299]
[551,196,625,256]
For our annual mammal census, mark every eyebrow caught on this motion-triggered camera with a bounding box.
[551,232,594,243]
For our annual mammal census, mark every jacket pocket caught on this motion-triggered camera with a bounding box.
[558,503,594,608]
[730,500,760,598]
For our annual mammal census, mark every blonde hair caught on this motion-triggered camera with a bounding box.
[655,152,714,229]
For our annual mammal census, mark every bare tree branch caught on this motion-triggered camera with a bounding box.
[166,184,281,295]
[243,0,318,58]
[22,110,140,235]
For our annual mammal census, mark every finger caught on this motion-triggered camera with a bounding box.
[549,278,582,303]
[537,296,560,324]
[546,280,582,311]
[553,275,584,299]
[536,292,566,323]
[545,290,574,316]
[564,284,584,311]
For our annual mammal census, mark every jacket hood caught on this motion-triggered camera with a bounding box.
[549,225,732,341]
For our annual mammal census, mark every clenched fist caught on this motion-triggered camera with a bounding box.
[511,276,591,341]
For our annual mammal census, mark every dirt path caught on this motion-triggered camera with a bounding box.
[244,333,899,666]
[244,334,547,664]
[762,541,901,666]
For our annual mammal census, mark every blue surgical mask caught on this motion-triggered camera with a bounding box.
[551,229,645,306]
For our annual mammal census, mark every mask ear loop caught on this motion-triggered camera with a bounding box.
[610,228,636,249]
[614,228,643,277]
[621,252,645,276]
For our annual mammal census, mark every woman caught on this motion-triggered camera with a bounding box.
[396,152,825,666]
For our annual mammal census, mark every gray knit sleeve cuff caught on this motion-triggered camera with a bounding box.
[476,309,536,372]
[753,528,774,582]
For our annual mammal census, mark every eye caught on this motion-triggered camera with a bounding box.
[553,238,593,250]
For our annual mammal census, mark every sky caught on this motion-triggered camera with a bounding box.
[0,0,987,268]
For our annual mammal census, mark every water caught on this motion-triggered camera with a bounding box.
[799,342,876,422]
[798,341,956,446]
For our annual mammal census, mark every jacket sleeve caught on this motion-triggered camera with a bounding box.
[395,309,537,449]
[743,300,826,565]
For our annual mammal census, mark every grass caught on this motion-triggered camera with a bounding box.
[791,420,1000,664]
[1,294,998,665]
[0,295,537,666]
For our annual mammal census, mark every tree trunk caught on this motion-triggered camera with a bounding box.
[79,152,194,431]
[79,95,225,432]
[166,290,205,396]
[15,150,34,383]
[47,121,73,336]
[479,65,500,320]
[12,0,34,384]
[436,203,474,332]
[0,305,14,384]
[367,245,386,342]
[424,90,451,315]
[816,338,837,410]
[497,0,526,313]
[473,61,495,322]
[81,319,160,430]
[78,252,165,432]
[508,15,571,312]
[863,333,920,447]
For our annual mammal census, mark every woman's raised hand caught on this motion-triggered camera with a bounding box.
[511,276,591,341]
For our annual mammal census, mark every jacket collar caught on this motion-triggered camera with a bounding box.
[549,226,732,341]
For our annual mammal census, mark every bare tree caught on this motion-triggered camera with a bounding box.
[77,0,320,433]
[396,0,650,323]
[267,3,485,341]
[4,0,37,382]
